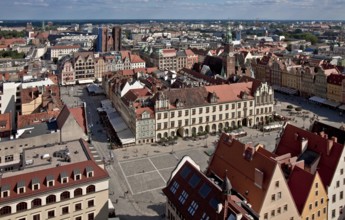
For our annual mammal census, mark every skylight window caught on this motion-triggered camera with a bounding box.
[180,166,191,179]
[209,198,219,210]
[199,183,212,198]
[188,174,201,188]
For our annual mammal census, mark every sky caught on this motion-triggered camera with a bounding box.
[0,0,345,20]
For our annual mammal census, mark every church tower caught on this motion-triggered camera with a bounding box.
[222,23,236,78]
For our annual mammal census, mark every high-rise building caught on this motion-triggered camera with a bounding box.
[97,27,108,52]
[112,26,122,51]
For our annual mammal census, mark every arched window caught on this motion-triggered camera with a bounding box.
[86,185,95,194]
[31,198,42,208]
[74,188,83,197]
[16,202,27,212]
[60,191,70,200]
[0,206,11,216]
[46,195,56,204]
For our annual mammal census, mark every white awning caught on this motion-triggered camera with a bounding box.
[338,105,345,111]
[106,108,135,145]
[108,199,115,211]
[323,100,340,108]
[78,79,94,84]
[309,96,326,103]
[272,85,298,95]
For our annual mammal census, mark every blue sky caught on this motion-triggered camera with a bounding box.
[0,0,344,20]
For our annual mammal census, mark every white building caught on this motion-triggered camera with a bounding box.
[50,45,80,61]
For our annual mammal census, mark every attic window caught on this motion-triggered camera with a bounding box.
[1,184,10,198]
[74,169,81,180]
[86,166,94,178]
[17,180,26,194]
[60,172,68,183]
[32,177,40,190]
[46,175,54,187]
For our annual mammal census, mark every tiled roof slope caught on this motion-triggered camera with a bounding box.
[275,123,343,187]
[311,121,345,145]
[287,166,315,214]
[207,133,277,212]
[163,156,256,220]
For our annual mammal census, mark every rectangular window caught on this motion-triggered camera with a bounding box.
[315,201,318,207]
[276,181,279,187]
[212,106,216,112]
[178,190,188,204]
[185,110,189,116]
[340,191,343,200]
[206,107,209,113]
[333,194,336,203]
[185,119,189,126]
[284,204,288,212]
[332,209,336,218]
[88,213,94,220]
[5,155,13,162]
[170,181,179,194]
[199,108,203,114]
[75,217,82,220]
[271,210,275,217]
[341,169,344,175]
[157,113,161,119]
[33,214,40,220]
[232,104,235,109]
[277,192,281,199]
[48,210,55,219]
[192,118,196,124]
[337,181,340,188]
[309,204,312,210]
[206,116,209,122]
[219,105,222,111]
[225,113,229,119]
[187,201,199,216]
[225,104,229,110]
[315,182,318,188]
[178,111,182,117]
[232,112,235,118]
[62,206,69,215]
[88,200,94,208]
[75,203,82,211]
[192,109,196,115]
[171,121,175,128]
[171,112,175,118]
[219,114,222,120]
[238,103,241,108]
[199,117,202,123]
[164,113,168,119]
[271,194,275,201]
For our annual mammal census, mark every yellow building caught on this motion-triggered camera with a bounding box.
[288,167,327,220]
[282,66,301,91]
[327,73,345,103]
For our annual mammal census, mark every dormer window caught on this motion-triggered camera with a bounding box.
[1,184,10,198]
[60,172,68,184]
[17,180,26,194]
[73,169,81,181]
[32,177,40,190]
[46,175,55,187]
[86,166,94,178]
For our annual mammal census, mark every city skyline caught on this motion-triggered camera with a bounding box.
[1,0,345,20]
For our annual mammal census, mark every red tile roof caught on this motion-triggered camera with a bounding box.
[17,111,60,129]
[275,123,343,187]
[69,106,87,134]
[327,73,345,86]
[207,134,278,212]
[205,82,254,103]
[0,141,108,204]
[0,113,11,132]
[163,157,256,220]
[287,166,315,214]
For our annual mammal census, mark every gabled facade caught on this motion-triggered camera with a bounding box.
[163,156,258,220]
[207,133,300,220]
[275,123,345,220]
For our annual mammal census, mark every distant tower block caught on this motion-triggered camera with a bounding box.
[42,21,45,31]
[112,26,122,51]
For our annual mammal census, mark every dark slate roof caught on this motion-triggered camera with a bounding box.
[311,121,345,145]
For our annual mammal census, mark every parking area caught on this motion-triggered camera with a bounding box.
[118,148,208,195]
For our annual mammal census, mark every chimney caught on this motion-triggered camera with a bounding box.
[254,168,264,189]
[331,136,338,143]
[294,132,299,140]
[300,137,308,153]
[319,131,325,138]
[327,139,334,156]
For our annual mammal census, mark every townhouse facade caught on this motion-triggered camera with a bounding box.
[150,49,197,71]
[207,133,300,220]
[153,81,274,141]
[59,51,145,85]
[275,123,345,220]
[50,45,80,61]
[327,73,345,103]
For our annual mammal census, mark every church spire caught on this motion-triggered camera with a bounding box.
[225,23,233,45]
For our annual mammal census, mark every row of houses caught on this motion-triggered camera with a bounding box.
[164,121,345,220]
[58,50,146,85]
[252,54,345,107]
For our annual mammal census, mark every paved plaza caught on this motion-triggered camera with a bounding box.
[60,85,345,219]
